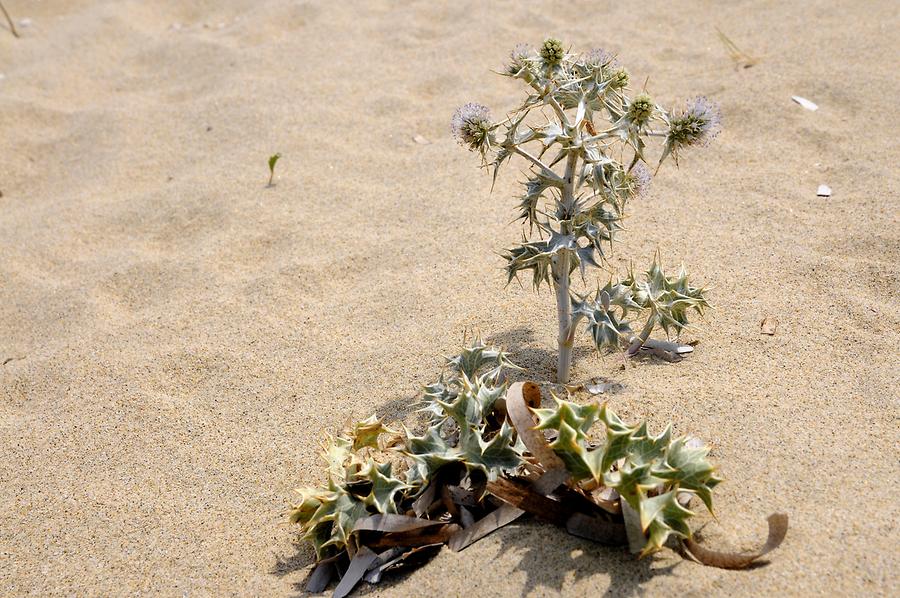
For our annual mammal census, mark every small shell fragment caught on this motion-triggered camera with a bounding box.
[791,96,818,111]
[412,134,430,145]
[760,316,778,335]
[642,338,694,355]
[585,378,624,395]
[817,184,831,197]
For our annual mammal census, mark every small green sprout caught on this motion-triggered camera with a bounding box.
[267,153,281,187]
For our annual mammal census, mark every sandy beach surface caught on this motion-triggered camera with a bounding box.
[1,0,898,595]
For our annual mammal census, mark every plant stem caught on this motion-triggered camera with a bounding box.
[553,250,573,383]
[627,310,657,357]
[0,1,18,38]
[553,149,579,383]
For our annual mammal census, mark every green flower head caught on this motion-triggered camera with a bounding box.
[540,38,565,65]
[610,67,629,89]
[628,94,654,126]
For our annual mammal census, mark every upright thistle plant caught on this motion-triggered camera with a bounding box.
[452,40,720,382]
[287,45,787,596]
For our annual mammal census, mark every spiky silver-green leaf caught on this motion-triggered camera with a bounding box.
[533,395,605,481]
[458,422,524,480]
[357,460,410,514]
[626,258,710,337]
[402,424,461,488]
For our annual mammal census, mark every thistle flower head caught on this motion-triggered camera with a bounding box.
[667,96,722,148]
[451,103,494,154]
[506,43,535,77]
[627,94,654,127]
[583,48,617,71]
[540,38,565,65]
[624,161,652,198]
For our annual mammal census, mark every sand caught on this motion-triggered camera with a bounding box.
[1,0,898,595]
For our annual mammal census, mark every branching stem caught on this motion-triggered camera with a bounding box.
[511,146,564,185]
[626,310,657,356]
[546,95,571,129]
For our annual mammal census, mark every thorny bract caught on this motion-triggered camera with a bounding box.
[452,40,720,382]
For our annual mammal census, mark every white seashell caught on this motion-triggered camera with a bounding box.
[791,96,818,111]
[817,184,832,197]
[585,378,623,395]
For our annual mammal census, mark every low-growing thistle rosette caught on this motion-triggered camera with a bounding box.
[453,39,721,382]
[289,340,786,594]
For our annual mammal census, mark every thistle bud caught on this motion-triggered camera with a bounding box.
[583,48,616,72]
[540,38,565,65]
[627,94,654,126]
[609,67,629,89]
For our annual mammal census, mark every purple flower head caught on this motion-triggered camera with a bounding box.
[583,48,618,71]
[451,103,494,153]
[668,96,722,148]
[626,161,652,198]
[506,43,534,76]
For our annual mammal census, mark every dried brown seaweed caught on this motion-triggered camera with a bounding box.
[683,513,789,569]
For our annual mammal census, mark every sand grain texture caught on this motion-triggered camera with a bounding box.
[1,0,898,595]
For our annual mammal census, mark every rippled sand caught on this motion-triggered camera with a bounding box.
[1,1,898,595]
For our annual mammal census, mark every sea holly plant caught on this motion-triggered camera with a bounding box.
[289,340,787,595]
[452,40,719,382]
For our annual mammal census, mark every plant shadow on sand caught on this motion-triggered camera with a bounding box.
[270,540,318,594]
[486,327,599,384]
[492,520,678,597]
